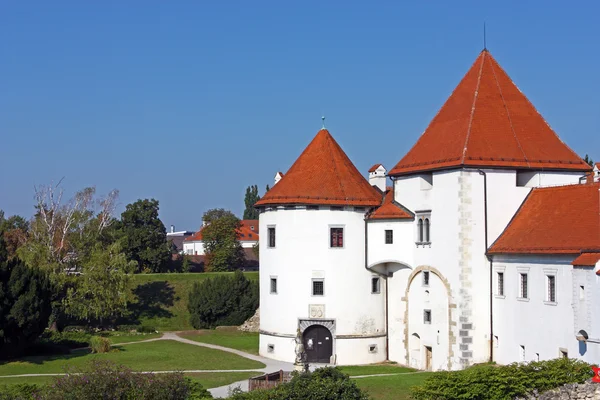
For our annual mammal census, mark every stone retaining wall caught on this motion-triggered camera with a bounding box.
[518,381,600,400]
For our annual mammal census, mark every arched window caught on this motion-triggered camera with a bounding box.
[418,219,424,243]
[424,218,430,242]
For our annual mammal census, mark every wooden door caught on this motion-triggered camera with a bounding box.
[303,325,333,363]
[425,346,432,371]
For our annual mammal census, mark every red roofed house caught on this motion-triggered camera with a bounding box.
[256,49,597,370]
[183,219,259,256]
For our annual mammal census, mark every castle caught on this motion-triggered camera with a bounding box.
[254,50,600,370]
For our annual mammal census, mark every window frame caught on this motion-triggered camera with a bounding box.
[329,226,344,248]
[423,309,432,324]
[415,212,432,245]
[497,272,504,296]
[270,276,278,294]
[267,226,276,248]
[519,273,528,300]
[312,278,325,296]
[385,229,393,244]
[371,276,381,294]
[422,271,430,287]
[544,269,557,305]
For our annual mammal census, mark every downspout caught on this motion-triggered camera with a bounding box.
[477,169,493,363]
[364,208,390,361]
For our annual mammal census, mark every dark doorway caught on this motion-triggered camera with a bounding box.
[303,325,333,363]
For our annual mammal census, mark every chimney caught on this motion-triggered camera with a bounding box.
[368,164,387,192]
[170,225,175,233]
[274,171,284,186]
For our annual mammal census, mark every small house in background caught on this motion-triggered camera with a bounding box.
[183,219,259,256]
[166,225,194,253]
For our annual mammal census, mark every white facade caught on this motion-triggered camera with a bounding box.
[259,166,594,370]
[183,237,257,255]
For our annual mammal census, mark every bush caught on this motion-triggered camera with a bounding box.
[138,325,157,333]
[410,358,594,400]
[117,324,141,332]
[38,360,212,400]
[188,270,258,329]
[0,384,40,400]
[229,367,368,400]
[89,336,111,353]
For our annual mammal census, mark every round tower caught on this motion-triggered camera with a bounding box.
[255,129,387,365]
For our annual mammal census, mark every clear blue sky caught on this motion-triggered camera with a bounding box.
[1,1,599,231]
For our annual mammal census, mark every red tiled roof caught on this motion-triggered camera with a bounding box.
[368,187,414,220]
[389,50,591,176]
[572,252,600,267]
[369,164,384,173]
[241,219,259,234]
[184,223,259,242]
[595,163,600,169]
[255,129,382,207]
[488,183,600,255]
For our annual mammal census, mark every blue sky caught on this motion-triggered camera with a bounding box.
[1,1,599,231]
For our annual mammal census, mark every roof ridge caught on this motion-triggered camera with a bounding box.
[461,51,485,164]
[488,53,529,167]
[324,130,348,202]
[531,182,600,192]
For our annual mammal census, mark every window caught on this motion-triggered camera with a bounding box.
[371,277,380,294]
[312,279,324,296]
[423,271,430,286]
[270,277,277,294]
[520,273,528,299]
[424,218,430,242]
[385,230,393,244]
[560,349,568,359]
[423,309,432,324]
[268,227,276,248]
[267,344,274,353]
[579,285,585,301]
[330,227,343,248]
[416,214,431,244]
[519,345,526,361]
[307,205,319,210]
[547,275,556,302]
[497,272,504,296]
[418,219,424,242]
[368,344,378,353]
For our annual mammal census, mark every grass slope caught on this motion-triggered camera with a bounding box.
[102,333,161,344]
[354,372,432,400]
[179,328,259,355]
[338,364,416,376]
[0,340,264,376]
[127,272,258,331]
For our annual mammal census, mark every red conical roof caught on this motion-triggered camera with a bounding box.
[389,50,590,176]
[255,129,382,207]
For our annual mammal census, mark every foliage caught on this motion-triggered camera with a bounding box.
[265,184,270,193]
[120,199,171,273]
[0,383,40,400]
[243,185,260,220]
[0,239,53,358]
[229,367,369,400]
[37,330,92,351]
[201,209,244,272]
[0,211,29,261]
[410,358,593,400]
[188,270,258,329]
[182,255,191,273]
[37,360,212,400]
[584,154,594,167]
[63,242,135,324]
[89,336,112,353]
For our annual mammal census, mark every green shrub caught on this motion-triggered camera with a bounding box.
[89,336,111,353]
[38,360,211,399]
[117,324,141,332]
[138,325,157,333]
[188,270,258,329]
[229,367,368,400]
[410,358,594,400]
[62,325,91,333]
[0,383,40,400]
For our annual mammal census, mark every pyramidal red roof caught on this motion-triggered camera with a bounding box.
[389,50,590,176]
[255,129,382,207]
[488,182,600,255]
[368,187,414,220]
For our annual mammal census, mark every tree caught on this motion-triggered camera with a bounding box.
[0,211,29,260]
[188,270,258,329]
[265,184,270,193]
[202,208,233,225]
[120,199,171,273]
[201,209,244,272]
[243,185,260,220]
[584,154,594,167]
[0,235,53,358]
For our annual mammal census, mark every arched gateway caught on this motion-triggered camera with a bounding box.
[303,325,333,363]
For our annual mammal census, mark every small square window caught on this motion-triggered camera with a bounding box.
[267,344,275,353]
[368,344,378,353]
[423,309,431,324]
[497,272,504,296]
[579,285,585,301]
[547,275,556,302]
[560,349,568,359]
[520,273,528,299]
[312,279,324,296]
[385,230,393,244]
[270,277,277,294]
[371,277,380,294]
[268,227,276,248]
[330,227,343,248]
[423,271,430,286]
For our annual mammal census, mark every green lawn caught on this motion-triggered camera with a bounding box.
[0,340,264,376]
[354,372,432,400]
[179,327,259,355]
[186,371,262,389]
[102,332,161,344]
[126,272,258,331]
[338,364,417,376]
[0,375,54,386]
